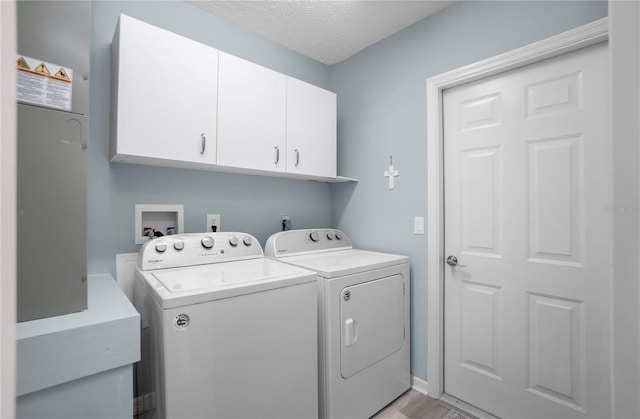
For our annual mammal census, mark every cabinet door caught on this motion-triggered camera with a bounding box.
[286,77,337,178]
[217,52,286,172]
[112,15,218,166]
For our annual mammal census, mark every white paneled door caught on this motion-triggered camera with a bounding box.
[443,43,610,418]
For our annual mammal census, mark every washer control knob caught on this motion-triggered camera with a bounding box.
[335,232,343,240]
[309,232,319,242]
[243,236,252,246]
[326,232,335,240]
[229,236,239,247]
[201,236,215,249]
[173,241,185,251]
[155,243,167,253]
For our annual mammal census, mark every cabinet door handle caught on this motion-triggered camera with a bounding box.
[295,149,300,167]
[274,146,280,165]
[200,133,206,155]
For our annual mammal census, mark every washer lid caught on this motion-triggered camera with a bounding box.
[141,258,315,308]
[279,249,409,278]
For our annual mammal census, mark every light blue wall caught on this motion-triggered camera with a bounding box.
[329,0,608,381]
[89,0,609,383]
[89,1,333,274]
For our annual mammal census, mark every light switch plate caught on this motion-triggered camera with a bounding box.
[414,216,425,235]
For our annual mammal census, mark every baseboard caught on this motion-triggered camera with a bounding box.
[411,375,429,395]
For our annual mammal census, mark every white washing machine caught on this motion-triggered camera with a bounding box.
[135,232,318,419]
[265,229,411,419]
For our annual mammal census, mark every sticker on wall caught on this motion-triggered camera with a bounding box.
[173,313,190,330]
[16,54,73,111]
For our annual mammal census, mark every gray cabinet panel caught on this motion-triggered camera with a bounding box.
[18,104,87,322]
[17,1,90,116]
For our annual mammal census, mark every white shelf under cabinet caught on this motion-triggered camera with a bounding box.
[210,163,357,183]
[322,176,359,183]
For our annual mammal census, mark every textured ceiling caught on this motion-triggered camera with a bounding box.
[189,1,455,65]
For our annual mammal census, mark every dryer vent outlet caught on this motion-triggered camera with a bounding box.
[282,215,291,231]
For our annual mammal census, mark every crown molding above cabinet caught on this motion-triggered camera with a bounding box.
[110,14,355,183]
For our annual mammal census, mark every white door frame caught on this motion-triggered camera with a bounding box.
[0,0,17,417]
[426,17,609,399]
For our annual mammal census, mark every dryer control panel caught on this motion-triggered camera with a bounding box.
[139,232,262,271]
[265,229,353,258]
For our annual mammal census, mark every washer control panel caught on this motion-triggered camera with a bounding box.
[139,232,262,271]
[264,229,353,258]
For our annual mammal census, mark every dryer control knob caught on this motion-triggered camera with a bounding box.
[243,236,252,246]
[173,241,185,251]
[309,232,319,242]
[155,243,167,253]
[201,236,215,249]
[335,232,343,240]
[229,236,239,247]
[326,232,335,240]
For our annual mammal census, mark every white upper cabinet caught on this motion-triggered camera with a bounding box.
[286,77,337,178]
[217,52,287,173]
[111,15,218,167]
[110,15,346,181]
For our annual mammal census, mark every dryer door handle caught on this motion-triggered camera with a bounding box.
[344,318,357,346]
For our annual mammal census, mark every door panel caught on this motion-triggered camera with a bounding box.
[527,293,584,409]
[461,146,502,256]
[443,43,610,418]
[460,281,502,379]
[527,136,583,265]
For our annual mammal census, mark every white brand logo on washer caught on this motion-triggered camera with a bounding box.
[173,313,190,329]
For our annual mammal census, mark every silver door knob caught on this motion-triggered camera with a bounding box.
[446,256,467,267]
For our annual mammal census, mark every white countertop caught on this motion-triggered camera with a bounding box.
[16,274,140,396]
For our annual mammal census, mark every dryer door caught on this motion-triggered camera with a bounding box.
[340,274,405,378]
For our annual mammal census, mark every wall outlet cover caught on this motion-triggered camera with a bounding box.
[207,214,221,232]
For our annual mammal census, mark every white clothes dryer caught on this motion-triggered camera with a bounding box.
[265,229,411,419]
[135,232,318,419]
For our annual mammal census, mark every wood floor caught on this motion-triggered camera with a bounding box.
[372,389,461,419]
[134,389,472,419]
